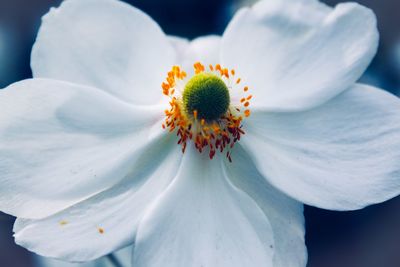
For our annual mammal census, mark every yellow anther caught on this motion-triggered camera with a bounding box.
[167,77,175,86]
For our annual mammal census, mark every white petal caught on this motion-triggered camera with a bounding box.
[0,79,164,219]
[168,35,190,65]
[36,257,99,267]
[188,35,221,66]
[32,0,175,105]
[242,84,400,210]
[169,35,222,72]
[133,147,274,267]
[14,142,182,261]
[35,245,132,267]
[222,0,378,111]
[225,146,307,267]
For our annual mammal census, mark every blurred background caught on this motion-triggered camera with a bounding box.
[0,0,399,266]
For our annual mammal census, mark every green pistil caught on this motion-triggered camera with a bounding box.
[183,73,230,121]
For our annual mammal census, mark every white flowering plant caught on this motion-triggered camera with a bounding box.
[1,0,400,266]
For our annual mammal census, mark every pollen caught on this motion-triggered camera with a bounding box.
[161,62,252,161]
[59,220,68,226]
[98,227,105,234]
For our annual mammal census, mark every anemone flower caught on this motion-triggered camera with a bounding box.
[1,0,400,266]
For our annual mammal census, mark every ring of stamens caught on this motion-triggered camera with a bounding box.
[162,62,252,162]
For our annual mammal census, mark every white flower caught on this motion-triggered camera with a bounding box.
[1,0,400,266]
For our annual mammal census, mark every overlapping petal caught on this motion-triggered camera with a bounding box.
[35,245,131,267]
[168,36,190,65]
[225,146,306,267]
[188,35,221,66]
[242,84,400,210]
[222,0,378,111]
[0,79,164,219]
[14,141,181,261]
[169,35,221,72]
[133,147,274,267]
[31,0,175,105]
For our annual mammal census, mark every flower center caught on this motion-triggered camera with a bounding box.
[161,62,252,162]
[183,73,230,121]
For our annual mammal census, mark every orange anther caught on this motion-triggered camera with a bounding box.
[231,69,235,76]
[246,95,252,100]
[244,86,249,92]
[223,68,229,78]
[244,110,251,117]
[193,110,198,120]
[240,98,246,103]
[244,102,250,107]
[194,62,205,73]
[236,78,241,84]
[162,82,170,90]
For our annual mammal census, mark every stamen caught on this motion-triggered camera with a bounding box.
[161,62,252,161]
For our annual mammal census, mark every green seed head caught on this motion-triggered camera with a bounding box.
[183,73,230,121]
